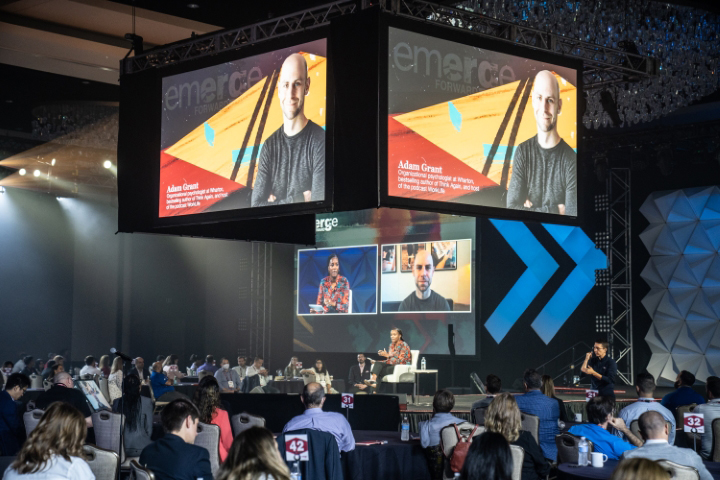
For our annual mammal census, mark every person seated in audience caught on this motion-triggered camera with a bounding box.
[47,363,65,383]
[621,410,711,480]
[216,426,291,480]
[610,458,670,480]
[188,354,204,376]
[301,359,337,394]
[53,355,65,369]
[157,355,166,363]
[2,361,13,383]
[540,374,569,423]
[0,373,30,456]
[485,392,550,480]
[79,355,101,377]
[112,374,153,457]
[460,431,513,480]
[20,356,37,377]
[35,372,93,428]
[233,356,247,380]
[471,374,502,421]
[107,356,124,403]
[245,356,280,393]
[193,376,233,462]
[348,353,373,395]
[283,382,355,452]
[514,368,560,461]
[162,354,186,381]
[40,360,56,381]
[694,375,720,460]
[568,396,642,460]
[285,356,302,378]
[3,402,93,479]
[129,357,149,383]
[215,357,242,393]
[419,389,464,448]
[618,372,675,444]
[11,355,28,374]
[150,361,179,401]
[196,354,218,375]
[139,399,213,480]
[660,370,705,415]
[98,355,111,377]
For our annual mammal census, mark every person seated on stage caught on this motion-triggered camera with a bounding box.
[233,356,247,380]
[285,356,302,378]
[3,402,94,480]
[398,250,450,312]
[0,373,30,456]
[162,354,186,382]
[107,356,124,404]
[20,356,37,378]
[568,396,642,460]
[195,355,218,375]
[618,372,675,444]
[35,372,93,428]
[79,355,102,377]
[316,253,350,313]
[610,458,671,480]
[193,376,233,462]
[471,374,502,421]
[216,426,291,480]
[150,361,182,402]
[694,376,720,460]
[187,354,203,377]
[348,353,373,395]
[112,374,153,457]
[215,357,242,393]
[283,382,355,452]
[541,374,569,423]
[129,357,149,384]
[621,410,711,480]
[368,327,412,390]
[660,370,705,415]
[245,356,280,394]
[460,431,513,480]
[485,393,550,480]
[98,355,111,378]
[419,389,464,448]
[514,368,560,461]
[139,399,213,480]
[301,359,337,394]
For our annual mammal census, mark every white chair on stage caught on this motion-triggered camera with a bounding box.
[381,349,419,398]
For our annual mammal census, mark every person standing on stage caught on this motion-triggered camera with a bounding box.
[581,340,617,399]
[368,328,412,390]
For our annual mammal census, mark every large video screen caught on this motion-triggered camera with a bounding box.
[387,28,578,217]
[293,209,475,355]
[160,39,327,217]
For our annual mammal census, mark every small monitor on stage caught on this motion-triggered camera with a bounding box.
[76,380,111,412]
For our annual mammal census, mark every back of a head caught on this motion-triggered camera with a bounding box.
[586,396,615,425]
[540,375,555,398]
[161,398,200,433]
[54,371,71,385]
[460,431,513,480]
[636,372,656,395]
[84,355,95,366]
[206,355,214,364]
[679,370,695,387]
[194,375,221,423]
[302,382,325,408]
[486,392,521,443]
[432,389,455,414]
[638,411,667,441]
[5,373,31,391]
[707,376,720,399]
[610,458,670,480]
[486,374,502,395]
[523,368,542,390]
[23,355,34,365]
[216,426,290,480]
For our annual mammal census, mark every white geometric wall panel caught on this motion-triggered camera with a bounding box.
[641,186,720,386]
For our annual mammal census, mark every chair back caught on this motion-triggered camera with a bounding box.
[348,289,353,313]
[657,459,700,480]
[410,350,420,370]
[195,422,221,476]
[130,460,156,480]
[250,386,266,393]
[520,412,540,445]
[712,418,720,462]
[198,370,213,382]
[471,406,488,425]
[42,379,52,391]
[26,400,36,412]
[439,422,484,458]
[92,410,125,462]
[555,433,594,464]
[303,373,317,385]
[29,374,42,390]
[231,412,265,436]
[509,444,524,480]
[630,419,674,440]
[83,444,120,480]
[277,429,342,480]
[676,403,697,427]
[23,409,44,437]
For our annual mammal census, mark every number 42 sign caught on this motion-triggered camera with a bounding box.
[285,434,309,461]
[684,413,705,433]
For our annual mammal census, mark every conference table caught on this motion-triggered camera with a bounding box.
[341,430,430,480]
[558,459,720,479]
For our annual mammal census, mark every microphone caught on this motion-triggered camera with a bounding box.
[110,348,133,362]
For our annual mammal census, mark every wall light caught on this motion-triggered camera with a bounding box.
[33,170,41,177]
[51,158,56,166]
[103,160,112,169]
[19,168,26,176]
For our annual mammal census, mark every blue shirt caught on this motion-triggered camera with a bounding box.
[419,412,465,448]
[0,390,22,455]
[515,390,559,461]
[568,423,636,460]
[196,362,218,374]
[661,386,705,414]
[283,407,355,452]
[618,398,676,444]
[150,371,174,399]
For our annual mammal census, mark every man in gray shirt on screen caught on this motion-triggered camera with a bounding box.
[507,70,577,216]
[251,53,325,207]
[398,250,450,312]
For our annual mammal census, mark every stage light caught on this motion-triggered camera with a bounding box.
[19,169,26,176]
[103,160,112,169]
[187,3,200,8]
[595,315,612,333]
[33,170,41,177]
[51,158,56,166]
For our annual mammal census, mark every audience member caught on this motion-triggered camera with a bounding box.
[3,403,93,479]
[112,374,153,457]
[348,353,373,394]
[471,374,502,421]
[20,356,36,377]
[99,355,111,377]
[283,382,355,452]
[188,355,204,376]
[301,359,336,393]
[0,373,30,456]
[79,356,101,377]
[129,357,149,383]
[233,356,247,380]
[196,355,218,375]
[193,376,233,462]
[660,370,705,414]
[618,372,675,444]
[52,355,64,369]
[139,399,213,480]
[162,354,186,381]
[460,431,513,480]
[621,411,711,480]
[540,374,569,423]
[156,355,166,363]
[609,458,670,480]
[35,372,92,428]
[11,355,28,374]
[246,356,280,393]
[568,396,641,459]
[514,368,560,461]
[486,392,550,480]
[150,361,178,401]
[40,360,56,381]
[285,356,302,378]
[46,363,64,384]
[419,390,464,448]
[216,426,291,480]
[107,356,124,403]
[694,375,720,460]
[215,357,242,393]
[2,361,13,384]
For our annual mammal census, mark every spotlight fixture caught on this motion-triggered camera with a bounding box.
[594,194,609,212]
[33,170,41,177]
[19,168,26,176]
[595,315,612,333]
[595,269,611,286]
[103,160,112,169]
[594,232,610,249]
[187,3,200,8]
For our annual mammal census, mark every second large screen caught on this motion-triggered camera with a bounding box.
[388,28,578,217]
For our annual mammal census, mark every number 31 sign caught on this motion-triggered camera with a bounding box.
[285,434,309,461]
[684,413,705,433]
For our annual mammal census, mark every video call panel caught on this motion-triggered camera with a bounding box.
[160,39,327,217]
[388,28,578,217]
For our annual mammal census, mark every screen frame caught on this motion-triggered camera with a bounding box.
[379,14,584,225]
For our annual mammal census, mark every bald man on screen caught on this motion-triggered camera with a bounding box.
[398,250,450,312]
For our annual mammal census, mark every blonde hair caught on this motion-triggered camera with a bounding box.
[485,392,521,443]
[610,458,670,480]
[541,374,556,398]
[11,402,87,474]
[216,427,290,480]
[99,355,110,369]
[111,356,123,374]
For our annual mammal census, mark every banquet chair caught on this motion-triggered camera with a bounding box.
[629,419,674,440]
[440,422,484,480]
[195,422,221,477]
[277,429,342,480]
[677,404,700,450]
[82,444,120,480]
[23,409,44,437]
[712,418,720,462]
[91,410,138,468]
[555,433,594,464]
[381,349,420,398]
[25,400,36,412]
[198,370,213,382]
[471,406,488,425]
[29,374,42,390]
[509,445,524,480]
[231,412,265,436]
[42,379,52,391]
[520,412,540,445]
[130,460,156,480]
[302,373,317,385]
[657,459,700,480]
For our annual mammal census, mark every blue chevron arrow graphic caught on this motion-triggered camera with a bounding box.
[485,219,559,343]
[531,224,608,344]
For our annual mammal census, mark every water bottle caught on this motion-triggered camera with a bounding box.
[578,436,588,466]
[421,357,426,371]
[401,414,410,441]
[453,474,461,479]
[290,460,301,480]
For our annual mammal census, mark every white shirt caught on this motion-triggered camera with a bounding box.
[246,365,268,387]
[79,365,102,376]
[3,455,95,479]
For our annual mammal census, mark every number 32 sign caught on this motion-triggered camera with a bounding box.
[285,434,309,461]
[684,413,705,433]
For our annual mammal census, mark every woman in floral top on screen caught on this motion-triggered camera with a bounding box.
[316,253,350,313]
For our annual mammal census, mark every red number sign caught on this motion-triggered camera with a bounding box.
[285,434,309,461]
[585,390,598,402]
[684,413,705,433]
[341,393,354,409]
